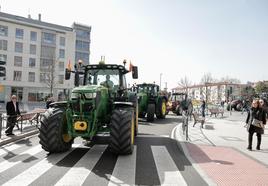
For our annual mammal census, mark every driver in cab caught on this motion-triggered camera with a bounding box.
[101,75,114,89]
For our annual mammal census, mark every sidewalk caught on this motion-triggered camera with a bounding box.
[0,120,39,146]
[175,111,268,186]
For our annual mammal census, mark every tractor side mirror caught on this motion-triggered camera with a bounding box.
[65,68,71,80]
[74,71,80,87]
[132,66,138,79]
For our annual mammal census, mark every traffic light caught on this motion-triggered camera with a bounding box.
[0,59,6,77]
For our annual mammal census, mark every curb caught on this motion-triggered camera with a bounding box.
[171,124,217,186]
[0,129,39,146]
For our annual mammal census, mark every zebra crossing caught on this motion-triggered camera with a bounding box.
[0,136,208,186]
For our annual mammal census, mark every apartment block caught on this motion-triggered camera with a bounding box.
[0,11,91,110]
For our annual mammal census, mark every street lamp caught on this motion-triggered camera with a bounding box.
[160,73,162,90]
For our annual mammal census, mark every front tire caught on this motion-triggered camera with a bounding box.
[38,108,73,153]
[110,108,135,154]
[147,104,155,122]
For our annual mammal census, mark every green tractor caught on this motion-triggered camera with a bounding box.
[134,83,168,122]
[38,60,139,155]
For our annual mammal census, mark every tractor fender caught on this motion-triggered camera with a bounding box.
[113,102,134,108]
[49,101,68,109]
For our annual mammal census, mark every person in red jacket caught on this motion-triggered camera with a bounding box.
[5,95,20,136]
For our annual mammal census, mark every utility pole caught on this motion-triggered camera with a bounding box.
[160,73,162,90]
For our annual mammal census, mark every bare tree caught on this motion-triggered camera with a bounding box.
[220,76,241,84]
[178,76,192,94]
[40,50,57,98]
[45,59,57,96]
[200,72,215,103]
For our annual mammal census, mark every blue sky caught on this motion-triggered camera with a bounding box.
[1,0,268,89]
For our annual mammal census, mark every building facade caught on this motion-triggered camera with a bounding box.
[0,12,91,111]
[172,82,247,104]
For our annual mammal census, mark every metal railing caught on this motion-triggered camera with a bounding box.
[0,109,46,139]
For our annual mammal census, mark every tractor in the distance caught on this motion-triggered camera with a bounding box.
[38,60,138,155]
[169,92,193,115]
[134,83,168,122]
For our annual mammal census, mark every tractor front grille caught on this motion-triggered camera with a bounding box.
[71,102,93,113]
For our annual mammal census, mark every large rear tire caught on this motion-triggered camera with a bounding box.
[39,108,73,153]
[147,104,155,122]
[156,98,166,119]
[110,108,135,155]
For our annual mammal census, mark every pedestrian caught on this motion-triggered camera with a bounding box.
[5,95,21,136]
[46,97,54,109]
[220,100,224,108]
[246,99,266,151]
[201,100,206,118]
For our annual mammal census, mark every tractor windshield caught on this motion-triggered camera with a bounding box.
[137,85,158,96]
[85,69,120,89]
[171,94,185,102]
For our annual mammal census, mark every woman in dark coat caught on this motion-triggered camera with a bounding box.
[246,99,266,150]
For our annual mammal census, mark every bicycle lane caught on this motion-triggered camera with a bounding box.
[173,123,268,186]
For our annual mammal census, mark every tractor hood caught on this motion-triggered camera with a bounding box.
[72,85,102,93]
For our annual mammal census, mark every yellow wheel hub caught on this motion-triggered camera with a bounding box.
[131,115,135,145]
[62,134,72,143]
[162,102,166,115]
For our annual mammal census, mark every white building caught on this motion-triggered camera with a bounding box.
[173,82,247,104]
[0,11,91,111]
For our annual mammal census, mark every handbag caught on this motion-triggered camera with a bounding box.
[252,119,264,128]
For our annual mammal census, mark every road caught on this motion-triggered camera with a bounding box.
[0,115,209,186]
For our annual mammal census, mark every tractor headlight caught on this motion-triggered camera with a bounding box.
[84,93,97,99]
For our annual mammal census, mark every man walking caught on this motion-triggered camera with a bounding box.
[5,95,20,136]
[201,100,206,118]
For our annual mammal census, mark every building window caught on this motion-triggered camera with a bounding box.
[29,58,36,67]
[60,37,65,46]
[30,44,36,55]
[58,75,64,84]
[15,42,23,53]
[14,56,22,67]
[41,45,55,58]
[76,29,90,40]
[76,40,89,51]
[16,28,24,39]
[0,25,8,36]
[13,71,22,81]
[75,51,89,63]
[59,49,65,58]
[40,72,48,83]
[0,40,8,51]
[40,58,53,68]
[42,32,56,44]
[28,92,50,102]
[58,61,65,71]
[0,54,7,62]
[28,72,35,82]
[11,87,23,101]
[30,31,37,41]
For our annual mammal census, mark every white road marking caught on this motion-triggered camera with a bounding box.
[55,145,107,186]
[151,146,187,186]
[0,145,42,173]
[0,144,21,156]
[108,146,137,186]
[3,144,80,186]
